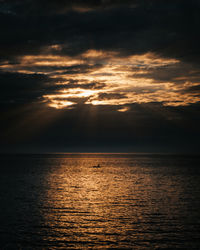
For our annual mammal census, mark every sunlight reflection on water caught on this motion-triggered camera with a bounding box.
[0,154,200,249]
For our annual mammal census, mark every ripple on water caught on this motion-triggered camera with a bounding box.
[0,154,200,249]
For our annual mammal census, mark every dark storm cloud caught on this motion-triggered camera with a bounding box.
[1,101,200,153]
[0,0,137,15]
[131,61,200,84]
[0,70,106,106]
[61,64,103,75]
[183,85,200,95]
[98,92,126,100]
[0,62,103,75]
[0,72,56,104]
[1,0,200,64]
[1,0,200,153]
[64,81,106,90]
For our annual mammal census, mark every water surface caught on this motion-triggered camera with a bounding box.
[0,154,200,249]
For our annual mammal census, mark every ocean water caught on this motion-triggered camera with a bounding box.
[0,154,200,249]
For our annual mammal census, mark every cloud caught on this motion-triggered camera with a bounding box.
[0,0,138,16]
[1,51,199,108]
[1,101,200,153]
[1,0,200,64]
[0,71,57,105]
[98,92,126,100]
[1,0,200,152]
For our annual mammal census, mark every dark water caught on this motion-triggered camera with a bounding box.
[0,154,200,249]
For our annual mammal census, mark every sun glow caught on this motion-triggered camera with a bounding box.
[48,100,75,109]
[1,49,198,108]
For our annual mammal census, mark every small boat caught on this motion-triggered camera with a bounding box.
[92,164,101,168]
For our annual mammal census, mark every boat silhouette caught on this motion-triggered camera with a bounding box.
[92,164,101,168]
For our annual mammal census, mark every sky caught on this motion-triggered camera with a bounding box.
[0,0,200,153]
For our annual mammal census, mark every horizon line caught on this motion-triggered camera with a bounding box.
[0,152,199,155]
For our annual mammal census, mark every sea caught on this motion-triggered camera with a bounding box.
[0,153,200,249]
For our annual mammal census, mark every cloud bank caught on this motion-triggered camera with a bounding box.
[0,0,200,152]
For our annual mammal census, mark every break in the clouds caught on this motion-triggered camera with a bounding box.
[1,0,200,110]
[1,50,199,109]
[0,0,200,152]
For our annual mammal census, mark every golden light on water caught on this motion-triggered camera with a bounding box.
[1,1,200,247]
[43,158,139,243]
[39,156,185,248]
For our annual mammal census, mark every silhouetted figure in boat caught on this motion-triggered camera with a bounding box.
[92,164,101,168]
